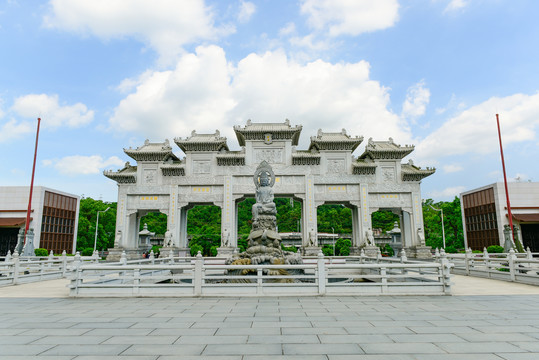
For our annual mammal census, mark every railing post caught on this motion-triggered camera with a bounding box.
[400,249,408,263]
[464,248,472,275]
[71,252,82,295]
[48,250,53,268]
[169,250,174,265]
[61,250,67,277]
[93,250,99,263]
[360,249,365,264]
[12,252,19,285]
[5,250,12,262]
[317,251,326,295]
[120,251,127,265]
[434,248,440,261]
[526,247,533,260]
[483,247,490,276]
[508,249,517,281]
[439,249,452,294]
[381,266,388,294]
[194,251,203,296]
[133,268,140,295]
[257,268,263,295]
[149,250,155,264]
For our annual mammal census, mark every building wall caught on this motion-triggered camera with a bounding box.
[461,182,539,251]
[0,186,80,255]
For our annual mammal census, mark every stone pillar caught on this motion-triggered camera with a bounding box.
[218,176,237,256]
[177,205,190,256]
[302,176,320,255]
[349,201,364,255]
[22,228,35,257]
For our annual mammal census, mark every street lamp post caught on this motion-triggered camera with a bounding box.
[426,203,445,249]
[94,207,110,252]
[331,227,335,256]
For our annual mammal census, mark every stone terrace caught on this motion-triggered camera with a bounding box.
[1,276,539,359]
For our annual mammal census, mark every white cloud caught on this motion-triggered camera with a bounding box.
[415,93,539,163]
[108,46,412,149]
[0,119,33,143]
[109,45,236,140]
[43,0,227,64]
[427,186,466,200]
[45,155,124,175]
[11,94,94,128]
[444,0,468,13]
[300,0,399,36]
[402,80,430,120]
[279,22,296,37]
[442,164,463,173]
[238,1,256,23]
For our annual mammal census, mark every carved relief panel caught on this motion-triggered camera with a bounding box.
[381,166,396,182]
[254,148,283,164]
[327,159,345,174]
[193,160,211,174]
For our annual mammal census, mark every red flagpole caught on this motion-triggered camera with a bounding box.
[496,114,514,240]
[24,117,41,243]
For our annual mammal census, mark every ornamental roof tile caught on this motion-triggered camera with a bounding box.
[103,162,137,183]
[359,138,414,160]
[233,119,302,146]
[309,129,363,151]
[174,130,229,152]
[124,139,179,162]
[401,161,435,181]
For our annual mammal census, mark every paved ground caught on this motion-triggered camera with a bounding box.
[1,276,539,359]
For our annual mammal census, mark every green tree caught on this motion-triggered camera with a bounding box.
[423,197,464,250]
[371,210,399,233]
[76,197,117,252]
[317,205,352,234]
[139,212,167,235]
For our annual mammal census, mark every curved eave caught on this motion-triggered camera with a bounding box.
[401,169,436,181]
[216,153,246,166]
[309,139,363,152]
[361,148,414,160]
[103,171,137,184]
[292,153,321,165]
[124,149,178,162]
[233,128,302,146]
[174,139,229,153]
[352,163,377,175]
[160,165,185,176]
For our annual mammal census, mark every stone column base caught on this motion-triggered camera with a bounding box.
[363,245,381,258]
[216,247,237,257]
[406,246,433,259]
[106,248,143,261]
[303,246,321,256]
[160,247,190,257]
[350,246,361,255]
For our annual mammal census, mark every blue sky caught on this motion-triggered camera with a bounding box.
[1,0,538,202]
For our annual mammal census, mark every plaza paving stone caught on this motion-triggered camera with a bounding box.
[1,277,539,358]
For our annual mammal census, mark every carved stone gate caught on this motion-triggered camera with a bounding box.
[105,120,435,258]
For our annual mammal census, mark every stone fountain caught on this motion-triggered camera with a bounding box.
[225,161,302,276]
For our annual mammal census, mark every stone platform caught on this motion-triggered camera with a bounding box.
[1,277,539,359]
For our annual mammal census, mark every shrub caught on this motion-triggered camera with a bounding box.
[210,246,218,257]
[281,244,298,253]
[379,244,394,257]
[444,245,457,253]
[335,238,352,256]
[34,248,48,257]
[81,247,94,256]
[151,245,161,255]
[322,245,334,256]
[487,245,504,253]
[190,244,203,257]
